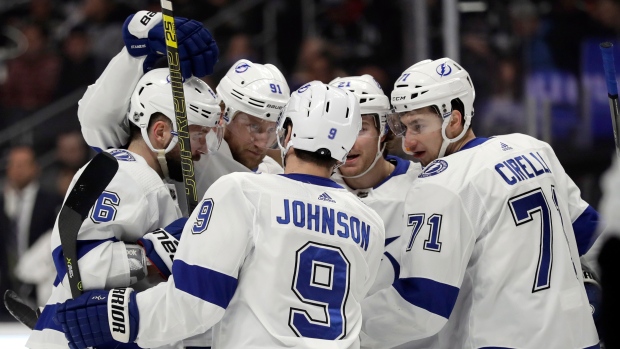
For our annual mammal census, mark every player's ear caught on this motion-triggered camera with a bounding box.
[150,118,172,148]
[446,109,463,136]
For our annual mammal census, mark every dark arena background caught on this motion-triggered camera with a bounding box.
[0,0,619,347]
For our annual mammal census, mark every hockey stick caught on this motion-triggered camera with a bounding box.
[3,289,40,329]
[600,42,620,157]
[160,0,199,213]
[59,151,118,298]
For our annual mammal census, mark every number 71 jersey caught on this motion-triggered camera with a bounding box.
[361,134,599,349]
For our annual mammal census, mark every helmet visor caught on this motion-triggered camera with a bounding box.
[228,112,278,149]
[386,108,443,137]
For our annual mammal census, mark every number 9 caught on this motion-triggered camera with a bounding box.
[289,242,350,339]
[328,128,337,139]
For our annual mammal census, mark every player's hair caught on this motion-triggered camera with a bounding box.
[129,113,172,142]
[426,99,467,127]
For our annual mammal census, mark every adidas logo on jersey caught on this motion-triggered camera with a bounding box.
[318,192,336,203]
[500,142,513,151]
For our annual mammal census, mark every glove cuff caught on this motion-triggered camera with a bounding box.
[108,287,138,343]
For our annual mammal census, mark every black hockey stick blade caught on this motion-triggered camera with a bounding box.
[59,152,118,298]
[4,289,39,330]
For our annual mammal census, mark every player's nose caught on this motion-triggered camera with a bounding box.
[403,134,418,150]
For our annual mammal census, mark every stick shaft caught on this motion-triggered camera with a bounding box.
[160,0,198,212]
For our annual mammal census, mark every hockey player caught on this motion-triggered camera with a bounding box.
[78,12,289,207]
[54,81,385,349]
[360,58,601,349]
[194,58,290,189]
[26,68,222,349]
[328,75,422,295]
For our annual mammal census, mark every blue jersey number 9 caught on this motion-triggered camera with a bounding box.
[192,199,214,234]
[289,242,350,339]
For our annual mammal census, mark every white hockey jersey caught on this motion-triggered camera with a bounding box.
[361,134,600,349]
[333,155,422,295]
[133,172,385,349]
[78,48,282,206]
[27,149,181,349]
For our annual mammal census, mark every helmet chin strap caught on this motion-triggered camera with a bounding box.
[341,139,386,179]
[438,115,471,159]
[156,149,170,179]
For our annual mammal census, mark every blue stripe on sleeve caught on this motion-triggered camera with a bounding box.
[172,259,238,309]
[573,205,600,255]
[52,237,118,286]
[392,277,459,319]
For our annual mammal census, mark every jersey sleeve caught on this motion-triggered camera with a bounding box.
[134,175,254,348]
[78,48,146,150]
[542,143,599,255]
[50,165,178,291]
[361,183,476,348]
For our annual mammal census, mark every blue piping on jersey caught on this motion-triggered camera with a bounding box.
[173,259,238,309]
[280,173,344,189]
[373,156,411,189]
[392,277,459,319]
[573,205,600,255]
[458,137,490,152]
[385,236,399,247]
[52,237,118,286]
[91,146,103,153]
[384,252,400,284]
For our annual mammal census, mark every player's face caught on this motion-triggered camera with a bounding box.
[189,125,209,161]
[400,109,444,166]
[340,115,381,177]
[225,112,277,170]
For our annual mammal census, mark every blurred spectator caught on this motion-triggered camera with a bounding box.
[54,26,96,98]
[208,32,258,86]
[0,145,62,306]
[355,65,390,91]
[79,0,135,74]
[40,131,90,196]
[290,37,345,89]
[478,58,526,136]
[0,21,60,124]
[589,0,620,33]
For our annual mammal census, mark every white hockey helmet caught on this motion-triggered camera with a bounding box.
[329,74,390,178]
[277,81,361,167]
[216,59,290,124]
[127,68,223,176]
[388,57,475,158]
[329,74,390,136]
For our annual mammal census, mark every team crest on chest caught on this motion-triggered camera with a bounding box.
[419,159,448,178]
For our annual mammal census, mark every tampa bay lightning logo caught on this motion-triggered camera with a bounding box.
[166,75,185,84]
[297,84,311,93]
[419,159,448,178]
[235,63,250,73]
[436,63,452,77]
[109,149,136,162]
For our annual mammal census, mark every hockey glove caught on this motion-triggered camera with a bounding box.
[55,288,138,349]
[122,11,219,78]
[137,217,187,279]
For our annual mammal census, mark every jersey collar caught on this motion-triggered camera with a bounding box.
[373,155,411,189]
[459,137,489,152]
[280,173,344,189]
